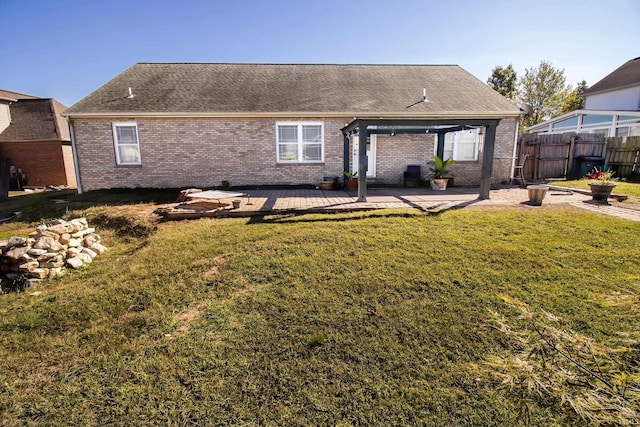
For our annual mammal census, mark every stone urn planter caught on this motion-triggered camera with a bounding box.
[588,183,616,202]
[527,184,549,206]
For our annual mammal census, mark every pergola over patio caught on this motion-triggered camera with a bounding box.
[341,118,502,201]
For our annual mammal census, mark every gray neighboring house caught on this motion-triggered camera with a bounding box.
[63,63,521,194]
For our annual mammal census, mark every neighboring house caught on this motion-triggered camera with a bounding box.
[526,57,640,137]
[0,89,77,187]
[63,63,521,195]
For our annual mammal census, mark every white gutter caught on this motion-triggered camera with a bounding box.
[62,110,523,119]
[68,120,83,194]
[509,117,520,183]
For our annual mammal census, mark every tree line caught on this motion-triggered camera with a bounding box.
[487,61,588,131]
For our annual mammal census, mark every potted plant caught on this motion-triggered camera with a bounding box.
[428,155,456,190]
[343,171,358,191]
[586,168,617,202]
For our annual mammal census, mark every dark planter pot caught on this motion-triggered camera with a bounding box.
[589,183,616,202]
[345,180,358,191]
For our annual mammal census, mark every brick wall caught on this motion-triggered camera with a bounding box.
[73,116,517,190]
[0,140,72,186]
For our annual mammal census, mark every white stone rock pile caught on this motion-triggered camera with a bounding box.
[0,218,106,281]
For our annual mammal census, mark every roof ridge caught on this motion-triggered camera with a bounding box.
[134,62,460,67]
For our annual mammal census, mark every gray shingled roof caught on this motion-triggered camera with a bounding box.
[0,89,39,101]
[65,63,521,116]
[0,98,70,142]
[584,57,640,96]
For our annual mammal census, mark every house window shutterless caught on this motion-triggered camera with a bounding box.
[112,122,141,165]
[276,122,324,163]
[443,129,480,161]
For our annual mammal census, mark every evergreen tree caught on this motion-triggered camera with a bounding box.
[561,80,589,114]
[487,64,518,100]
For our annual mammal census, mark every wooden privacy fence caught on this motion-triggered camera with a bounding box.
[606,136,640,178]
[517,134,640,180]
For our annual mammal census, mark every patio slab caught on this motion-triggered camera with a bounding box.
[213,186,593,216]
[161,185,640,222]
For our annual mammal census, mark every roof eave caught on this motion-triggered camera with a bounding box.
[63,110,523,119]
[584,82,640,97]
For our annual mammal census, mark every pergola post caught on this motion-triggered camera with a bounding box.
[436,133,446,160]
[357,127,369,202]
[479,123,497,200]
[343,132,350,187]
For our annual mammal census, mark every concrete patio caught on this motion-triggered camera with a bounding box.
[164,185,640,221]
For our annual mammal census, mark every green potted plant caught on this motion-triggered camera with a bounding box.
[343,171,358,191]
[428,155,456,190]
[586,168,617,202]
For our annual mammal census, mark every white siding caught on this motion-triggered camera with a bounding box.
[585,86,640,110]
[0,102,11,134]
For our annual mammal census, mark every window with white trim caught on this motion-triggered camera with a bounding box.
[443,129,480,161]
[112,122,141,165]
[276,122,323,163]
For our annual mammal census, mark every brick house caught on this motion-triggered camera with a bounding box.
[0,89,77,187]
[63,63,521,195]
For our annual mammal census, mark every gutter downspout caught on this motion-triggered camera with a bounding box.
[509,117,520,183]
[68,119,83,194]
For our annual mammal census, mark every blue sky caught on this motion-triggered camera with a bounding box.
[1,0,639,107]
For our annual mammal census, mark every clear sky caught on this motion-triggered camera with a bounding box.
[1,0,639,107]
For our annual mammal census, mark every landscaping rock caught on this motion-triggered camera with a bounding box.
[29,268,49,279]
[28,248,47,257]
[81,248,97,259]
[5,246,30,260]
[0,218,106,284]
[6,237,27,248]
[90,243,107,254]
[67,238,82,248]
[48,223,71,235]
[71,228,95,239]
[66,257,84,269]
[33,236,63,251]
[18,261,39,272]
[77,253,93,264]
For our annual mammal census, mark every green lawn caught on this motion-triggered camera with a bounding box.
[0,202,639,425]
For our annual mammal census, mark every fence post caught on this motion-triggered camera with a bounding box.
[565,136,576,178]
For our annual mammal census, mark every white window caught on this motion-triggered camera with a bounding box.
[443,129,480,161]
[276,122,323,163]
[112,122,141,165]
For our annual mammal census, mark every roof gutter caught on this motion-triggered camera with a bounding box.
[62,110,523,119]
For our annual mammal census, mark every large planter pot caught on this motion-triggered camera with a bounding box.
[320,181,334,190]
[527,184,549,206]
[588,183,616,202]
[431,178,449,191]
[345,180,358,191]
